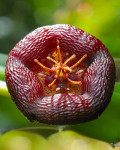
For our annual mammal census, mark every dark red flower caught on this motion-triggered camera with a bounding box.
[5,24,116,125]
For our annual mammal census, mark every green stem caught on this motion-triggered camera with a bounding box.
[0,81,10,97]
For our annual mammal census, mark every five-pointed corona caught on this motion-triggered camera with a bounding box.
[34,40,87,90]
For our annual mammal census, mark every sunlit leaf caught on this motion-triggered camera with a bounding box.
[1,130,113,150]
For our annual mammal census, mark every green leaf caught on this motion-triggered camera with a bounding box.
[0,66,5,81]
[18,126,59,138]
[0,53,8,81]
[1,130,113,150]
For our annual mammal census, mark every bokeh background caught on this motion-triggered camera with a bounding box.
[0,0,120,57]
[0,0,120,150]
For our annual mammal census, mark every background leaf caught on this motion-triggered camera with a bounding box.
[0,53,8,81]
[0,130,113,150]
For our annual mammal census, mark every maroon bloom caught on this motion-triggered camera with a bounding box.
[5,24,115,125]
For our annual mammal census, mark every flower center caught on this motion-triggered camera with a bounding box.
[34,40,87,91]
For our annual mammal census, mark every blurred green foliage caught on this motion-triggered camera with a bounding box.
[0,0,120,57]
[0,130,114,150]
[0,0,65,54]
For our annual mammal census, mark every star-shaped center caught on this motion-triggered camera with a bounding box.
[34,40,87,90]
